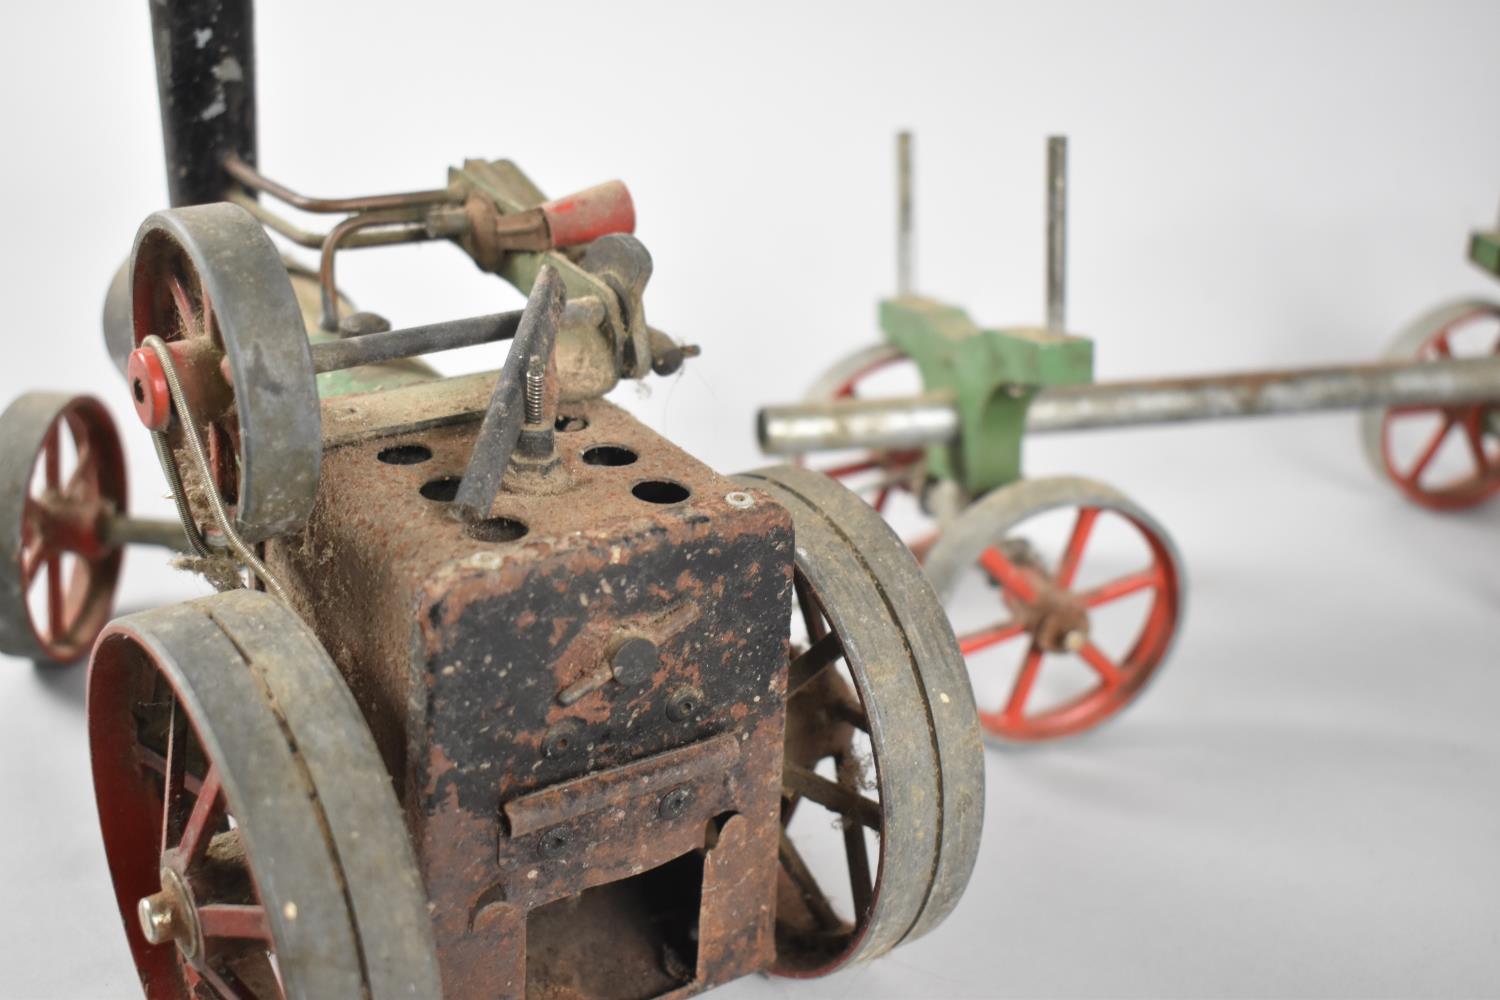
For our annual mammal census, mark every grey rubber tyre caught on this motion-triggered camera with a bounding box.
[735,465,983,976]
[130,203,321,541]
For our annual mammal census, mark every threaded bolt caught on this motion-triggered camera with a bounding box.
[524,365,545,425]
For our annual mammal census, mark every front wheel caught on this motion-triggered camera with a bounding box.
[923,476,1185,745]
[88,590,441,998]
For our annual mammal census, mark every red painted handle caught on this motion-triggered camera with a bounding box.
[540,180,635,248]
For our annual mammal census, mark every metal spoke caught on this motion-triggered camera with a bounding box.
[1082,567,1162,607]
[1463,414,1489,472]
[1078,642,1124,687]
[198,903,272,941]
[1407,414,1457,484]
[836,754,875,919]
[177,764,224,865]
[1055,507,1099,589]
[45,552,63,640]
[777,831,843,931]
[788,632,843,696]
[783,763,881,830]
[1002,644,1045,721]
[978,545,1038,604]
[161,695,190,855]
[956,620,1027,656]
[43,421,60,492]
[170,275,200,341]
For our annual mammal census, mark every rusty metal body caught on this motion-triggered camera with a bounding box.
[268,396,793,996]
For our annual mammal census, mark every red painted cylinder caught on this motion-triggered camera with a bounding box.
[541,180,635,248]
[126,347,172,431]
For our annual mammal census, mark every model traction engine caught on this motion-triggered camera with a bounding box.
[0,2,983,997]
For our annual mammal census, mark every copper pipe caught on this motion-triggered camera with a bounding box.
[224,153,454,214]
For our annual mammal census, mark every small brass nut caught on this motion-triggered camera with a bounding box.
[658,786,693,820]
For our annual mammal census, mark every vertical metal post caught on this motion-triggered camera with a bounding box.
[897,131,914,296]
[1045,135,1068,333]
[149,0,257,207]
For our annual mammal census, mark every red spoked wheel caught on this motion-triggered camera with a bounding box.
[795,344,926,515]
[923,476,1184,745]
[88,590,440,998]
[0,393,127,663]
[1361,299,1500,510]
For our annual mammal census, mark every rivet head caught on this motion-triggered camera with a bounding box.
[538,826,572,858]
[724,491,754,509]
[666,686,704,722]
[610,637,659,686]
[542,720,583,759]
[658,786,693,820]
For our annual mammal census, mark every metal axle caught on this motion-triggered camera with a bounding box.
[307,298,604,374]
[759,355,1500,454]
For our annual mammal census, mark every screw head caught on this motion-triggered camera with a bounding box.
[610,637,659,686]
[542,720,584,759]
[658,785,693,820]
[666,686,704,722]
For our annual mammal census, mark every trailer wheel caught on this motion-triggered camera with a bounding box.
[735,466,983,977]
[924,476,1184,746]
[88,590,441,999]
[0,393,127,663]
[793,344,926,514]
[1360,299,1500,510]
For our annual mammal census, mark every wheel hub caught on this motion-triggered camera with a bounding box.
[137,865,201,960]
[1004,560,1090,654]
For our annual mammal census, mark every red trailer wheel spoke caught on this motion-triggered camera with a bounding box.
[978,546,1039,604]
[1082,567,1163,608]
[997,644,1045,724]
[1054,507,1099,589]
[1364,301,1500,510]
[956,620,1027,655]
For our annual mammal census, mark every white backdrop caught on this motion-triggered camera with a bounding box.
[1,1,1498,996]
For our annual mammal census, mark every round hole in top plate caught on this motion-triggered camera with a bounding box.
[583,445,638,467]
[420,476,461,502]
[467,516,528,543]
[379,444,432,465]
[632,480,691,505]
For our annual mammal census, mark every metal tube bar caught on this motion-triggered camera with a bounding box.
[758,392,959,454]
[757,356,1500,454]
[897,131,914,296]
[307,299,605,374]
[1046,136,1067,333]
[103,516,194,553]
[222,153,454,214]
[1028,357,1500,432]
